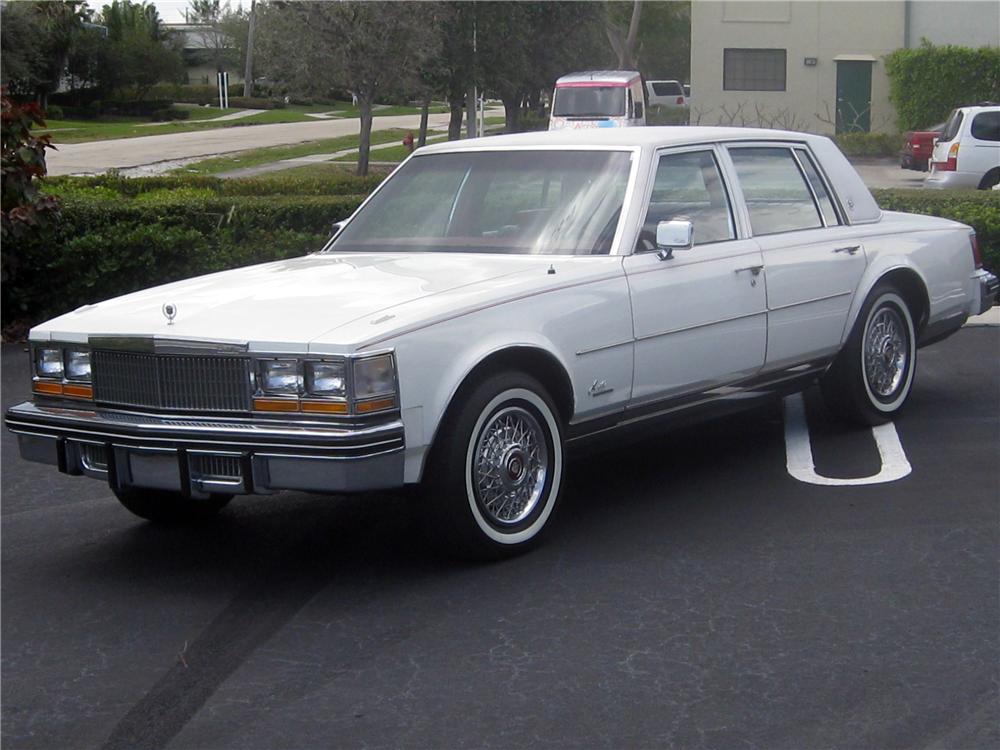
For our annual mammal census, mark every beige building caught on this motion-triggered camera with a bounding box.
[689,0,1000,134]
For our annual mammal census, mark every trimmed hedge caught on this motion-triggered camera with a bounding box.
[885,42,1000,131]
[833,132,906,158]
[871,188,1000,271]
[4,176,997,333]
[43,173,385,198]
[2,191,365,326]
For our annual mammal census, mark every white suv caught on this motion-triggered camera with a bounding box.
[925,104,1000,190]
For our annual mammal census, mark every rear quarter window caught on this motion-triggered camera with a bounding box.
[939,110,964,142]
[970,111,1000,142]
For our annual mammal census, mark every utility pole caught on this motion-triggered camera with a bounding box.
[243,0,256,98]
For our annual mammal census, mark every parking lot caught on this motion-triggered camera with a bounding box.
[2,327,997,750]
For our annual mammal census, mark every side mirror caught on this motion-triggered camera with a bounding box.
[634,101,644,119]
[330,221,345,239]
[655,219,693,260]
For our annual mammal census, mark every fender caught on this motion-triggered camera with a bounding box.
[392,329,578,484]
[840,254,930,346]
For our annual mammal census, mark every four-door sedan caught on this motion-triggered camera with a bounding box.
[7,128,997,558]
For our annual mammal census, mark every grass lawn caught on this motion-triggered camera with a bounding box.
[174,128,417,175]
[259,163,396,180]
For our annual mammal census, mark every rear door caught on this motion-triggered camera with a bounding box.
[968,110,1000,184]
[725,144,867,369]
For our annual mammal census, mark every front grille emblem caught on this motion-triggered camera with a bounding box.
[162,303,177,325]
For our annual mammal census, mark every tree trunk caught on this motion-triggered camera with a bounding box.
[622,0,643,69]
[357,97,374,177]
[466,85,478,138]
[243,0,256,97]
[502,92,521,133]
[418,98,429,147]
[448,95,464,140]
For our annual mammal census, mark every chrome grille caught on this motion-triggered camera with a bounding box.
[81,443,108,471]
[92,351,251,412]
[190,454,242,480]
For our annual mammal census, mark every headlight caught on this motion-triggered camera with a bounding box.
[35,348,64,378]
[65,349,91,381]
[306,360,346,397]
[353,354,396,398]
[258,360,302,395]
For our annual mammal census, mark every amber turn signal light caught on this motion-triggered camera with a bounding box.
[32,381,64,396]
[63,384,93,399]
[252,398,300,412]
[301,401,349,415]
[355,396,397,414]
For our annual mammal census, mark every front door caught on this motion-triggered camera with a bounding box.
[624,147,767,409]
[836,61,872,133]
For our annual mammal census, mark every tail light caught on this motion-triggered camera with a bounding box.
[936,142,960,171]
[971,234,983,269]
[675,96,684,105]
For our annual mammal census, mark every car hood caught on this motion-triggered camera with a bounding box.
[31,253,548,350]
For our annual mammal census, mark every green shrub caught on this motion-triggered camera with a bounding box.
[647,106,690,126]
[885,42,1000,131]
[2,192,364,325]
[872,188,1000,270]
[151,106,191,122]
[43,172,386,198]
[45,104,64,120]
[834,132,905,158]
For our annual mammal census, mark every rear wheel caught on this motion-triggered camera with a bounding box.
[113,487,231,523]
[978,168,1000,190]
[421,372,564,560]
[821,283,916,425]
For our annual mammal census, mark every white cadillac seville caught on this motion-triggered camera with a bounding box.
[7,127,997,557]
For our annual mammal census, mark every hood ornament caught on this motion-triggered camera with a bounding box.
[162,302,178,325]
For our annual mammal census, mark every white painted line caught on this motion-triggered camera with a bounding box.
[783,393,911,486]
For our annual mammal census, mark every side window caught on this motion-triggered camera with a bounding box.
[794,148,840,226]
[970,111,1000,142]
[637,150,735,250]
[729,147,823,235]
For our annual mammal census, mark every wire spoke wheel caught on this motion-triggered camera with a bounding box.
[864,306,908,399]
[472,406,549,525]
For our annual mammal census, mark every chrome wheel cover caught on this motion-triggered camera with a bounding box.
[864,306,908,398]
[472,405,549,525]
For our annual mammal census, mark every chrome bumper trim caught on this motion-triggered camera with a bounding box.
[977,269,998,315]
[5,402,405,495]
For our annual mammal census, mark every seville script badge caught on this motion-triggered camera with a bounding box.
[162,302,178,326]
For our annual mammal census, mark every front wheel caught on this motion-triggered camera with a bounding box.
[421,372,564,560]
[113,487,232,523]
[821,283,916,425]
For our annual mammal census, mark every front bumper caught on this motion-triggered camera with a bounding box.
[5,402,405,497]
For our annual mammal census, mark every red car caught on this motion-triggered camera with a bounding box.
[900,122,944,171]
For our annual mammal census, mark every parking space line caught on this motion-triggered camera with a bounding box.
[783,393,912,486]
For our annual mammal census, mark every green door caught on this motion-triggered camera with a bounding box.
[836,61,872,133]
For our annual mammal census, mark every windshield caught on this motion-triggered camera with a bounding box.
[552,86,627,118]
[327,150,633,256]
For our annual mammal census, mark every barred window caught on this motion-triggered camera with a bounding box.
[723,49,786,91]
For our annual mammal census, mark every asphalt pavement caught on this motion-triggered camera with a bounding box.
[2,328,998,749]
[45,113,454,176]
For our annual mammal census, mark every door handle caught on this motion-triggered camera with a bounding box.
[735,265,764,276]
[834,245,861,255]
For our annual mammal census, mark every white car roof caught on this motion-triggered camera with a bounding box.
[417,127,883,226]
[420,126,820,152]
[555,70,640,85]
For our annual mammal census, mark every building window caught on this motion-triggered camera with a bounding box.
[723,49,786,91]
